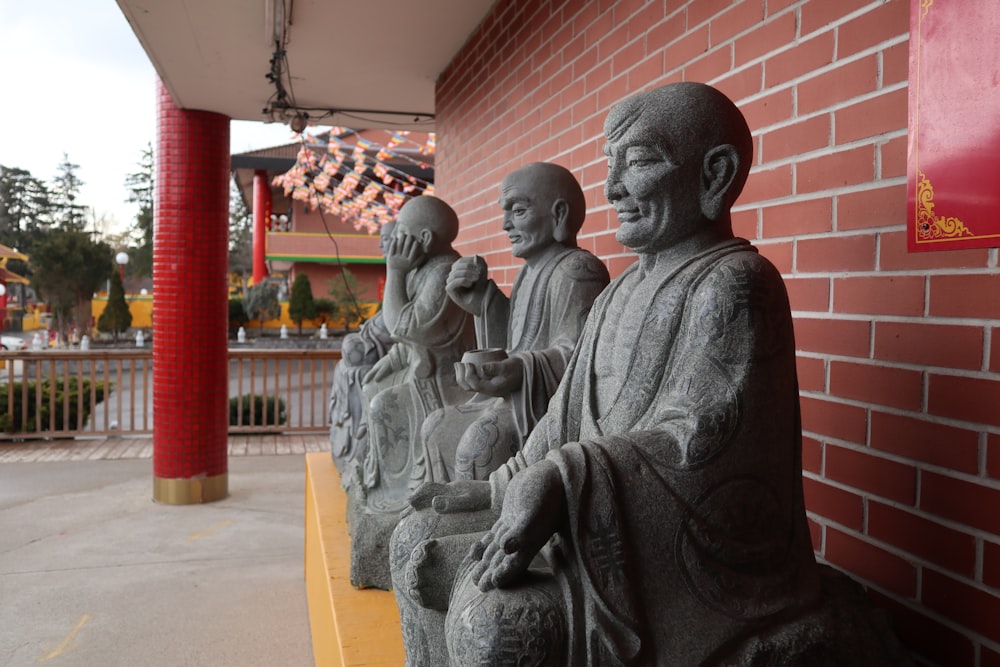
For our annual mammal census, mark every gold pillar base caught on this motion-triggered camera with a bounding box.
[153,473,228,504]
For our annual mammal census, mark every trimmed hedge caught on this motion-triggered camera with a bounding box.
[229,394,287,427]
[0,378,109,434]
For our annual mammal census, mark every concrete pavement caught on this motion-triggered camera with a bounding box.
[0,442,324,666]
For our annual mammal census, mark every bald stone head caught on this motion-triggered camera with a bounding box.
[395,195,460,255]
[603,82,752,255]
[499,162,586,261]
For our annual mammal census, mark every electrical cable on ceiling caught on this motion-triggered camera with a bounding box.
[261,17,425,321]
[262,25,434,133]
[261,27,433,128]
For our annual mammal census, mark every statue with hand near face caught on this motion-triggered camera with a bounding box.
[347,196,477,590]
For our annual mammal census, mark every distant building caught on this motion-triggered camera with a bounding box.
[230,128,434,320]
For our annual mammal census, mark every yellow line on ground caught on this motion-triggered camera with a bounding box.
[37,613,91,662]
[187,519,233,541]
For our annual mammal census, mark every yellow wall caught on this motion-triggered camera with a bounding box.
[91,295,154,329]
[90,296,379,331]
[244,301,379,331]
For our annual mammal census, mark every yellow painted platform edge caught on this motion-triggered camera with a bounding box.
[304,452,405,667]
[305,462,342,667]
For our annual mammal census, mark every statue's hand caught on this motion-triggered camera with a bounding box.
[469,459,565,591]
[408,479,492,514]
[446,255,488,313]
[455,357,523,396]
[385,233,426,272]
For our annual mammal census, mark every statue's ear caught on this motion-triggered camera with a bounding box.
[419,228,433,247]
[551,199,571,244]
[700,144,740,222]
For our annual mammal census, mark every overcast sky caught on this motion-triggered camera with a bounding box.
[0,1,298,234]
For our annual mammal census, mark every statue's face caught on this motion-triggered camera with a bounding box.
[392,212,433,259]
[379,222,396,257]
[603,107,703,254]
[499,172,557,260]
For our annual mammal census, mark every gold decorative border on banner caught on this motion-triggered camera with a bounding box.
[912,0,981,244]
[915,172,972,241]
[154,473,229,504]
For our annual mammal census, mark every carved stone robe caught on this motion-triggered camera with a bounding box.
[328,312,393,481]
[461,239,821,666]
[420,246,609,482]
[360,251,477,514]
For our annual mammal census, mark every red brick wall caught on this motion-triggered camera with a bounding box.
[435,1,1000,664]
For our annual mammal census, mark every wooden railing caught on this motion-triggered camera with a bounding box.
[0,348,340,440]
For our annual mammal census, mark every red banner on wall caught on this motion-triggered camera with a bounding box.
[908,0,1000,251]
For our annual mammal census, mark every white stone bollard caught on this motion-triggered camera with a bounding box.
[319,323,328,339]
[135,330,145,347]
[80,335,90,350]
[280,324,289,339]
[237,326,246,343]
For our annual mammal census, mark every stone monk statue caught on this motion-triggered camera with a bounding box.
[348,195,476,589]
[417,162,610,484]
[328,220,395,483]
[390,82,909,665]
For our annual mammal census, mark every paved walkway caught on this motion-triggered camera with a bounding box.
[0,433,330,464]
[0,435,330,666]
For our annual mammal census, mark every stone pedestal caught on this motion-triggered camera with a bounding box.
[346,485,398,589]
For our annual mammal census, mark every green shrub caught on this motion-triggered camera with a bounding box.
[229,298,249,333]
[288,273,317,334]
[244,283,281,333]
[0,377,109,434]
[313,298,334,324]
[97,269,132,341]
[228,394,286,427]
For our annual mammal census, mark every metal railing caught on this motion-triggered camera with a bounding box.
[0,347,340,440]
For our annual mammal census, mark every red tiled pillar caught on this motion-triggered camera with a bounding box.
[252,170,271,284]
[153,80,230,504]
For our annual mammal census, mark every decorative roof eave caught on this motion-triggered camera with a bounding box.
[0,243,28,262]
[0,266,30,284]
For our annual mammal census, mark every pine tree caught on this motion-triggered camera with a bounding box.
[288,273,317,335]
[0,165,56,260]
[97,269,132,342]
[31,230,113,338]
[228,179,253,280]
[51,154,88,232]
[243,282,281,333]
[326,267,368,331]
[1,166,38,234]
[124,144,154,278]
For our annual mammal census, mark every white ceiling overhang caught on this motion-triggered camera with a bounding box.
[116,0,496,131]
